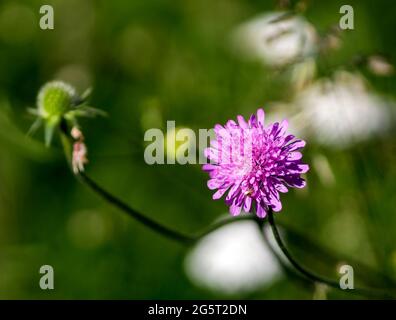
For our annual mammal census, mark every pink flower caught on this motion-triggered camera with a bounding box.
[203,108,309,218]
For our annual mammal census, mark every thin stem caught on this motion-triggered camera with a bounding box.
[59,122,194,245]
[77,172,195,245]
[266,208,395,299]
[258,219,316,292]
[277,219,396,288]
[267,209,339,287]
[76,172,257,244]
[193,214,253,239]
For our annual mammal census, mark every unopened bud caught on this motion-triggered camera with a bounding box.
[37,81,76,119]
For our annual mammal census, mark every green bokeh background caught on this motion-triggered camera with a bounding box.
[0,0,396,299]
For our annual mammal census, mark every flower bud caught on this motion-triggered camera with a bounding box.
[30,80,103,147]
[37,81,76,119]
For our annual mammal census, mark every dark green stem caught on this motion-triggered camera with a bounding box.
[59,122,195,245]
[77,172,195,245]
[76,172,255,245]
[266,208,395,298]
[268,209,340,287]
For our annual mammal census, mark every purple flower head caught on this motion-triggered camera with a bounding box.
[203,108,309,218]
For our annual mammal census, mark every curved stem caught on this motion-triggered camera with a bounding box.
[258,219,316,292]
[193,214,253,239]
[267,208,395,299]
[59,123,194,245]
[276,220,396,288]
[267,209,339,287]
[77,172,195,245]
[76,172,258,245]
[77,172,256,244]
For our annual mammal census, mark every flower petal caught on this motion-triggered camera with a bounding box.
[256,202,267,218]
[207,179,222,190]
[287,151,302,161]
[202,164,217,172]
[213,187,228,200]
[226,182,241,201]
[285,140,306,151]
[243,196,252,212]
[230,202,242,216]
[278,119,288,137]
[282,175,306,188]
[237,115,248,129]
[257,108,265,127]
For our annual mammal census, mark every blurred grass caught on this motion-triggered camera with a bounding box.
[0,0,396,299]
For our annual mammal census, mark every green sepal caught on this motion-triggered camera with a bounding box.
[44,116,61,147]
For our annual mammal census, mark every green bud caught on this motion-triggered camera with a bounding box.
[37,81,76,118]
[29,80,103,147]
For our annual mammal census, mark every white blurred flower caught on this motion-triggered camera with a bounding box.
[232,12,318,67]
[184,219,281,294]
[295,71,394,148]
